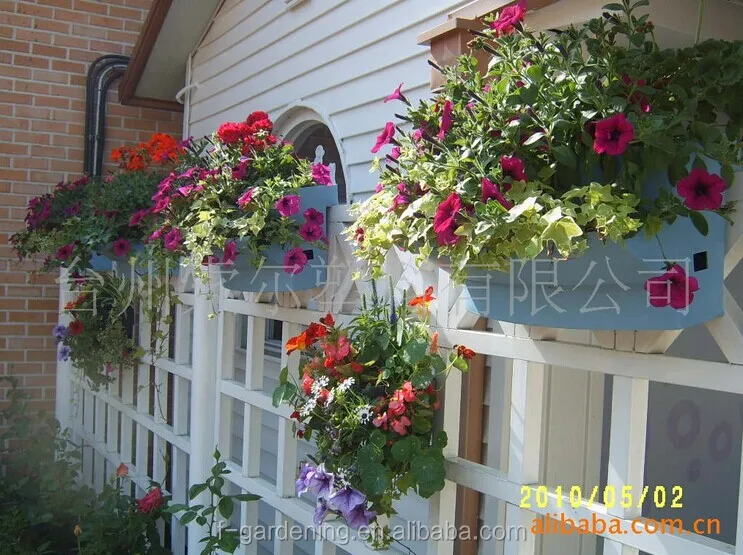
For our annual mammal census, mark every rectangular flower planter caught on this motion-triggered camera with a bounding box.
[220,185,338,292]
[454,159,727,330]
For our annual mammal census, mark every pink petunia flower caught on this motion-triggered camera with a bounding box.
[129,209,148,227]
[276,195,301,217]
[147,228,164,243]
[163,228,182,252]
[312,164,333,186]
[490,0,527,36]
[438,100,454,141]
[433,193,463,246]
[112,237,130,257]
[592,114,634,156]
[222,240,238,266]
[383,83,408,104]
[284,247,308,275]
[56,243,74,261]
[481,178,513,209]
[501,155,527,184]
[371,122,396,153]
[644,264,700,310]
[676,168,726,211]
[299,222,325,242]
[237,188,256,210]
[304,208,324,226]
[152,196,171,214]
[390,194,410,211]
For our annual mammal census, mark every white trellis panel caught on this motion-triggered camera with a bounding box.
[58,200,743,555]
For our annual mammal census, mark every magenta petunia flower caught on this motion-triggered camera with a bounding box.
[237,188,256,210]
[284,247,308,275]
[112,237,130,257]
[644,264,699,310]
[433,193,463,246]
[375,183,383,193]
[592,114,634,156]
[623,75,651,113]
[676,168,726,211]
[438,100,454,141]
[299,222,324,242]
[232,159,249,180]
[56,243,74,261]
[222,240,238,266]
[129,209,148,227]
[389,146,401,160]
[383,83,407,103]
[371,122,396,154]
[304,208,324,226]
[312,163,333,186]
[391,194,410,211]
[481,178,513,209]
[276,195,301,217]
[163,228,182,252]
[64,203,80,217]
[491,0,527,36]
[501,155,527,185]
[153,196,171,214]
[147,228,164,243]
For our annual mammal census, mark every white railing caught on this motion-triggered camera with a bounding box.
[57,204,743,555]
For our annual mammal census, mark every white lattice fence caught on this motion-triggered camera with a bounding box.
[57,203,743,555]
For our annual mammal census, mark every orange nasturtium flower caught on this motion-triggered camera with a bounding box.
[285,323,327,354]
[409,286,435,307]
[430,331,439,354]
[456,345,476,360]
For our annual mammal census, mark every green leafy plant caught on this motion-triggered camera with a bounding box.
[165,449,260,555]
[350,0,742,290]
[272,283,472,548]
[54,272,144,390]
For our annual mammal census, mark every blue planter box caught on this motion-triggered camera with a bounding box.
[455,160,727,330]
[220,185,338,292]
[88,243,159,276]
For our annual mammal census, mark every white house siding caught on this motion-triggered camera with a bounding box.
[187,0,471,201]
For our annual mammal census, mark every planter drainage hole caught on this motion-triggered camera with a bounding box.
[304,249,314,260]
[693,251,708,272]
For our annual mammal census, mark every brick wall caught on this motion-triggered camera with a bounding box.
[0,0,183,412]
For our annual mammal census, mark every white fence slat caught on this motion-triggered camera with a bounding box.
[602,376,649,555]
[187,270,221,553]
[55,270,73,430]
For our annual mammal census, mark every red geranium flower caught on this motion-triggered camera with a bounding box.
[68,320,84,336]
[643,264,699,310]
[491,0,527,36]
[676,168,726,211]
[592,114,634,156]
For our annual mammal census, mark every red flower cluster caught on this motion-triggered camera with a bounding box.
[216,111,277,153]
[111,133,183,172]
[373,382,439,436]
[65,293,88,311]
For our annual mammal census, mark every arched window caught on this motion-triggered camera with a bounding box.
[276,107,347,204]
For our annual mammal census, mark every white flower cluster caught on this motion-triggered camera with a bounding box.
[300,398,317,418]
[335,377,355,394]
[335,467,351,488]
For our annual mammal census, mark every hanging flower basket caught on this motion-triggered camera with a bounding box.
[219,184,337,292]
[349,0,742,331]
[272,286,472,548]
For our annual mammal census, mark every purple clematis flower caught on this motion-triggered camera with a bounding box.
[328,487,366,515]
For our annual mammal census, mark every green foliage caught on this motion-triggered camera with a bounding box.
[350,0,743,283]
[165,449,260,555]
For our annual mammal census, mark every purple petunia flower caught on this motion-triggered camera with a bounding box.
[314,498,332,526]
[328,487,366,515]
[344,504,375,529]
[52,324,68,343]
[307,464,334,499]
[58,345,71,362]
[296,462,315,496]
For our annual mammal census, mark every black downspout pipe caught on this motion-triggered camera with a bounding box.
[84,55,130,177]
